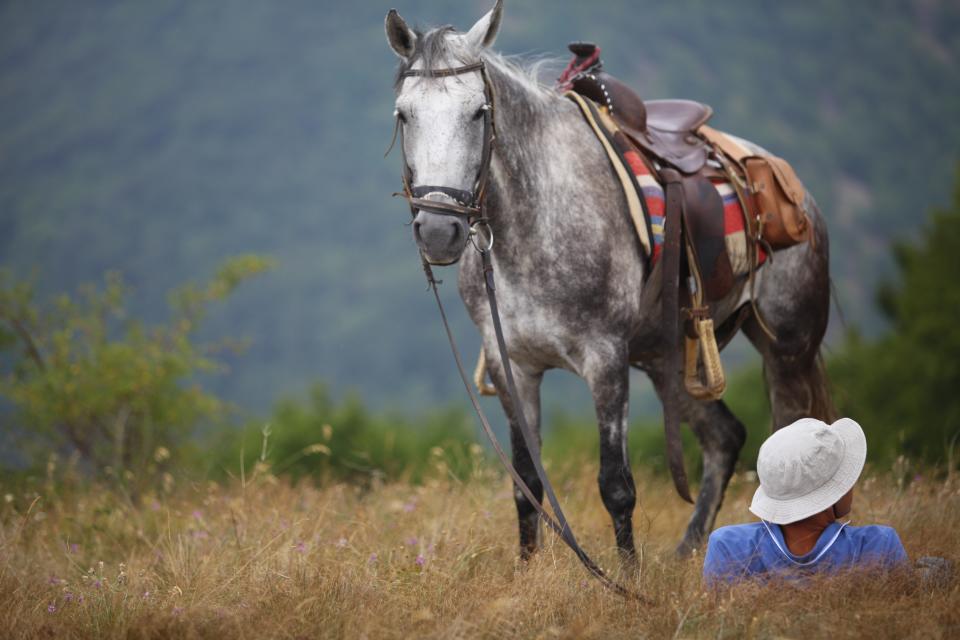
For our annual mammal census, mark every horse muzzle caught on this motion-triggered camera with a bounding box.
[412,204,471,266]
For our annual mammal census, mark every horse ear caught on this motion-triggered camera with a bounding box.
[464,0,503,51]
[385,9,417,59]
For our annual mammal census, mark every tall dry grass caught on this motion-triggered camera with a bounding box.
[1,453,957,639]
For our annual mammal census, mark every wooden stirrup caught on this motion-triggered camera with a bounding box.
[684,317,726,401]
[473,350,498,396]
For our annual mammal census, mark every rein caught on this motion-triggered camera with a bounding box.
[391,60,650,604]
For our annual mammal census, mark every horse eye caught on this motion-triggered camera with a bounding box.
[395,108,408,123]
[472,106,487,121]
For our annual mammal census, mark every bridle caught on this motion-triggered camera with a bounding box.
[392,61,497,253]
[389,58,650,605]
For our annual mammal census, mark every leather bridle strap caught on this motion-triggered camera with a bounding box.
[403,61,486,78]
[394,62,497,224]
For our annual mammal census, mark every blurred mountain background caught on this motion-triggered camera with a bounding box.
[2,0,958,423]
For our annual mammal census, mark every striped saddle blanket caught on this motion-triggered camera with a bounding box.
[566,92,765,276]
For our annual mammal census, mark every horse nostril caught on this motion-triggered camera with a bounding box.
[450,221,461,244]
[413,220,423,243]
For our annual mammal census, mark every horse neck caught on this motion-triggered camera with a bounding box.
[483,61,577,244]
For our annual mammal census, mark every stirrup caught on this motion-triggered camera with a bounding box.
[473,350,498,396]
[684,316,726,401]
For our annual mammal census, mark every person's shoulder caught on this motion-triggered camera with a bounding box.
[843,523,901,543]
[707,522,766,550]
[704,522,768,584]
[843,523,908,563]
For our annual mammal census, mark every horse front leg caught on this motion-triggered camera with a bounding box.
[484,351,545,559]
[585,351,637,560]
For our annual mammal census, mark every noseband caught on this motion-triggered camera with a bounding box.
[393,61,497,237]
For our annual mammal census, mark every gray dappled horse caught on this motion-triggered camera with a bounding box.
[386,1,833,558]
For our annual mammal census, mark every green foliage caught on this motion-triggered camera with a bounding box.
[0,256,272,479]
[830,169,960,467]
[211,384,479,484]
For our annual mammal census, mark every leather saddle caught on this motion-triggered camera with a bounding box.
[561,42,739,406]
[562,42,730,302]
[564,42,713,175]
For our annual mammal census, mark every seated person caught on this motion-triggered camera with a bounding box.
[703,417,908,586]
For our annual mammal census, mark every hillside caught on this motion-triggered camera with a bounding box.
[1,0,958,414]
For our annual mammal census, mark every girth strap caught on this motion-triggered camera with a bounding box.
[660,168,694,504]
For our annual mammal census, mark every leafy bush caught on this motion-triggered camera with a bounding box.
[0,256,272,480]
[211,384,480,484]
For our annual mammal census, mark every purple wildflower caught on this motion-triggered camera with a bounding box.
[405,537,418,547]
[293,541,307,554]
[335,537,348,549]
[415,554,426,567]
[47,603,56,613]
[172,606,184,616]
[93,579,103,589]
[63,592,74,603]
[403,501,416,513]
[368,553,378,564]
[150,501,161,512]
[191,509,203,521]
[48,575,61,585]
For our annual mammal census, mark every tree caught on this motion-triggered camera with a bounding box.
[830,168,960,466]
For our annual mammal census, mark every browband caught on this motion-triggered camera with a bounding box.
[400,61,486,78]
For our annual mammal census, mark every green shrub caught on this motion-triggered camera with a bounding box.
[0,255,272,481]
[211,384,479,484]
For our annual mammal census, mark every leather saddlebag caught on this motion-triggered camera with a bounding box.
[698,125,812,250]
[743,155,810,249]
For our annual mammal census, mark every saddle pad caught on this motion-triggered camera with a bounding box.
[566,92,766,276]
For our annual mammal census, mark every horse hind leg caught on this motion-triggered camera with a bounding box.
[743,305,837,429]
[744,201,836,429]
[680,399,746,555]
[647,367,746,556]
[759,344,836,429]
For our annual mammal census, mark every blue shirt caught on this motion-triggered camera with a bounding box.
[703,520,908,586]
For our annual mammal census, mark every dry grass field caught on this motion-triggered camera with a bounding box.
[1,453,958,639]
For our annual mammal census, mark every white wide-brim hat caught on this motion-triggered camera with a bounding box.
[750,417,867,525]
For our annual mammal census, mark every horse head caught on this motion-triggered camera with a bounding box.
[386,1,503,266]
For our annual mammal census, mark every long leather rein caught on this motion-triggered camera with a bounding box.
[391,60,649,604]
